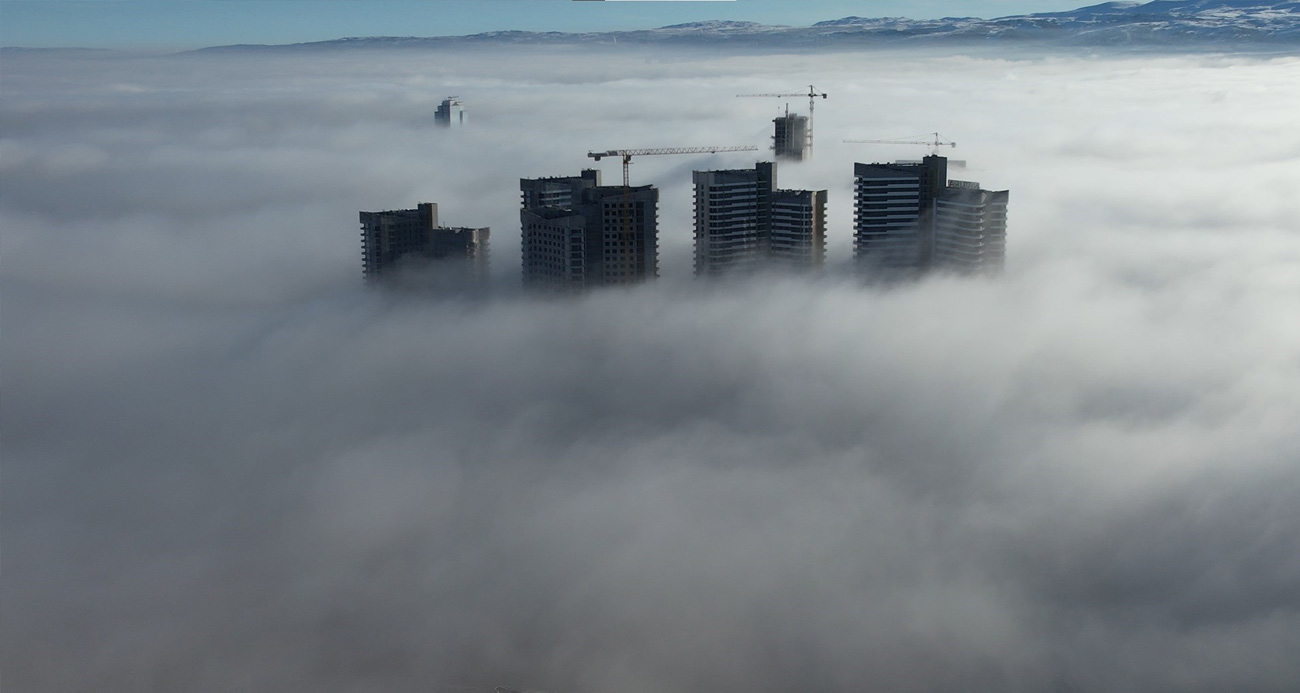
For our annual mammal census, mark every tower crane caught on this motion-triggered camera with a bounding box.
[736,85,828,156]
[587,145,759,188]
[843,132,956,154]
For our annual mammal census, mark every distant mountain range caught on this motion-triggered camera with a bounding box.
[196,0,1300,52]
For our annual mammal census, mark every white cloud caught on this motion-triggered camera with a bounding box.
[2,45,1300,692]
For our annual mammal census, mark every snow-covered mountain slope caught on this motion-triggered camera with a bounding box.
[191,0,1300,52]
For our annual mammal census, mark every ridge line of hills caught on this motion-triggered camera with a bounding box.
[187,0,1300,53]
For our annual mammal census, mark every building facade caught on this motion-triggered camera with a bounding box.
[853,155,1006,275]
[360,203,490,284]
[770,189,827,268]
[852,155,947,272]
[434,97,466,127]
[693,161,825,276]
[520,170,659,290]
[933,182,1008,274]
[773,113,809,161]
[693,163,774,277]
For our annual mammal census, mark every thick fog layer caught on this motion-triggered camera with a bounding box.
[3,46,1300,692]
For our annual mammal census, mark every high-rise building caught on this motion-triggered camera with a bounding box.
[434,97,466,127]
[852,154,947,272]
[933,181,1008,274]
[359,203,490,284]
[770,189,827,268]
[773,113,809,161]
[693,161,826,276]
[520,169,659,290]
[693,162,773,277]
[853,154,1007,275]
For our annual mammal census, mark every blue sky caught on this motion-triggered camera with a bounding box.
[2,1,1094,49]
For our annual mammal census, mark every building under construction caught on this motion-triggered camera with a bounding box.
[520,169,659,290]
[773,112,809,161]
[771,188,827,268]
[693,161,826,276]
[853,154,1006,275]
[738,85,825,161]
[934,182,1008,274]
[360,203,489,285]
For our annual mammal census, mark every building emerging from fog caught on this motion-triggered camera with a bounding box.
[693,161,825,276]
[853,154,1006,275]
[934,181,1008,273]
[434,97,466,127]
[852,155,947,271]
[359,203,489,284]
[770,188,827,268]
[773,112,809,161]
[520,169,659,290]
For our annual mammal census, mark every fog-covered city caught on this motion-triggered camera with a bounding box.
[3,4,1300,691]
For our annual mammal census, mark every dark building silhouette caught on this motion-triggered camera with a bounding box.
[520,169,659,290]
[693,161,825,276]
[773,112,809,161]
[934,182,1008,274]
[434,97,465,127]
[770,188,827,268]
[852,154,947,271]
[853,154,1006,275]
[359,203,489,284]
